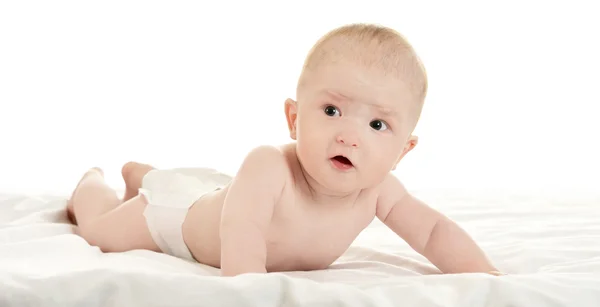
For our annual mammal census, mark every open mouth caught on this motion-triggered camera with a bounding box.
[331,155,354,170]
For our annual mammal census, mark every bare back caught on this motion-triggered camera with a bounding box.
[182,144,380,272]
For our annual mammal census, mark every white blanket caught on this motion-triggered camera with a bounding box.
[1,189,600,306]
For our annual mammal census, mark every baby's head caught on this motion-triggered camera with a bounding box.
[284,23,427,193]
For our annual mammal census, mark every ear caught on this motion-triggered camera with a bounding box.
[284,98,298,140]
[392,135,418,170]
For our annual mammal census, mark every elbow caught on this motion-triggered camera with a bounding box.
[421,217,445,255]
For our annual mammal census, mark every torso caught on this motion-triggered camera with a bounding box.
[181,144,381,272]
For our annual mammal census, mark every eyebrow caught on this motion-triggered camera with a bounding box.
[376,107,397,116]
[321,89,398,117]
[322,90,350,102]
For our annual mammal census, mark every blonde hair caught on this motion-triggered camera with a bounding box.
[298,23,428,123]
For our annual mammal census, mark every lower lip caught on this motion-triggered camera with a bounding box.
[330,158,354,170]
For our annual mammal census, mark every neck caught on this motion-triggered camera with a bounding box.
[297,159,361,206]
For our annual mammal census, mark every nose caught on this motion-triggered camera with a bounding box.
[336,132,360,148]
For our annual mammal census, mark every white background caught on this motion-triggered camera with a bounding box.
[1,1,598,196]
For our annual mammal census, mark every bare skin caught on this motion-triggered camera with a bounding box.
[67,144,500,276]
[68,145,377,272]
[121,162,151,202]
[66,162,153,224]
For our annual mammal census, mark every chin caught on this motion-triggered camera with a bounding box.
[326,181,356,192]
[320,172,362,193]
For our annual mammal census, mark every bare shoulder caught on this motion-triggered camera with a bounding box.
[241,145,288,167]
[234,145,290,196]
[375,173,410,220]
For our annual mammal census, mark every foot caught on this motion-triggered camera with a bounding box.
[67,167,104,225]
[121,161,154,202]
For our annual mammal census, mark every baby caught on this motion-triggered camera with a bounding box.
[67,23,502,277]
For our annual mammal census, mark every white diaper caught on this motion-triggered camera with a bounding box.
[139,167,232,261]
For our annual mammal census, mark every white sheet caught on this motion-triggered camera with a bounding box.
[1,189,600,306]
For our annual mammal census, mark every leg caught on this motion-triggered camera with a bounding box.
[121,161,156,202]
[68,168,160,253]
[67,167,111,225]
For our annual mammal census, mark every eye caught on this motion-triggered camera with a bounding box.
[370,119,388,131]
[323,105,340,117]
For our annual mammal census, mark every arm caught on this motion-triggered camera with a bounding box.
[376,175,499,274]
[219,146,287,277]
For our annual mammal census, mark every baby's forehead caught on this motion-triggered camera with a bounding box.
[304,64,415,109]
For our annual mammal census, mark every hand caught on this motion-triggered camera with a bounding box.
[488,270,506,276]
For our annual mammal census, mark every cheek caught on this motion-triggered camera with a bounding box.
[296,118,326,157]
[365,139,402,167]
[296,119,316,141]
[297,114,329,141]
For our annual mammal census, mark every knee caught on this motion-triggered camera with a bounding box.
[77,220,106,251]
[78,219,123,253]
